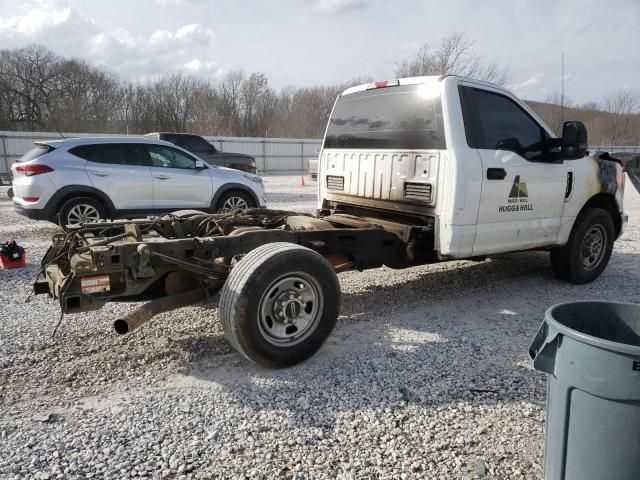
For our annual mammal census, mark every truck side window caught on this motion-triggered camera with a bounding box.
[182,135,213,153]
[463,87,547,159]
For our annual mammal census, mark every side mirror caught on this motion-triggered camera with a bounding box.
[194,160,206,169]
[561,121,588,160]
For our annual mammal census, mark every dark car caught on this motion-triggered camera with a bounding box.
[610,152,640,171]
[1,173,14,199]
[145,133,257,173]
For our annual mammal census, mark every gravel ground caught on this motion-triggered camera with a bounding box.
[1,174,639,479]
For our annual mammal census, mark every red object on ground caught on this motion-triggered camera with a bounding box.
[0,252,26,269]
[0,240,26,269]
[300,175,306,187]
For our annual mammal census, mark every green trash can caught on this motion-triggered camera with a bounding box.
[529,301,640,480]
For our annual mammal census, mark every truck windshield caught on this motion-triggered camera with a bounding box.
[324,84,446,150]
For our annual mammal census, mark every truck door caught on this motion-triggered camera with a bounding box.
[459,84,567,255]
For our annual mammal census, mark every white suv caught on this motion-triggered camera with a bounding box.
[11,137,267,227]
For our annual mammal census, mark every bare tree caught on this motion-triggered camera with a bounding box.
[190,83,222,136]
[1,43,638,145]
[216,70,245,135]
[0,44,63,129]
[601,90,639,145]
[240,72,276,136]
[51,59,122,132]
[145,72,206,132]
[395,33,510,85]
[532,92,575,135]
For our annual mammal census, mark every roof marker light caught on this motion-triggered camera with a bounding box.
[367,79,400,90]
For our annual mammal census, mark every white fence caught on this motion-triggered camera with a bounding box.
[1,131,637,176]
[0,131,322,175]
[589,145,640,153]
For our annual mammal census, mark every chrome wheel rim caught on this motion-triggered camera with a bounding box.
[580,224,606,270]
[258,273,323,346]
[67,204,100,226]
[221,196,248,211]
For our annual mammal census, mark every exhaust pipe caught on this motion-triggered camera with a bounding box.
[114,287,208,334]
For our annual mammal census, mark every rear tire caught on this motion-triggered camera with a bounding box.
[58,196,106,228]
[550,207,614,284]
[216,190,255,212]
[219,242,340,368]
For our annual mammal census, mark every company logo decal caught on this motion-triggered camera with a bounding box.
[498,175,533,212]
[509,176,528,199]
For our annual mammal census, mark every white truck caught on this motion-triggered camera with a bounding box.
[35,75,628,368]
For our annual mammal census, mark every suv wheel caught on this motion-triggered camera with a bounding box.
[216,190,255,212]
[58,196,106,228]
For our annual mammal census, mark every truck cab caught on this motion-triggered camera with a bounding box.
[318,75,626,283]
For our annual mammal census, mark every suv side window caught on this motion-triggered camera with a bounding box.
[461,87,548,159]
[70,144,150,166]
[147,145,197,169]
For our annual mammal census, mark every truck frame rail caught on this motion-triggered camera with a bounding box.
[35,208,435,316]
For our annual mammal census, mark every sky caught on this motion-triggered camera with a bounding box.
[0,0,638,104]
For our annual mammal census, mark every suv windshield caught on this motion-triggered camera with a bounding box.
[324,83,446,150]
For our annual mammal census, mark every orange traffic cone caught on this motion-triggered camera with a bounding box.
[300,175,306,187]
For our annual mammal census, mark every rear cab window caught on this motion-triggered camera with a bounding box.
[324,83,446,150]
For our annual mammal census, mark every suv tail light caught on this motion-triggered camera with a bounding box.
[14,164,54,177]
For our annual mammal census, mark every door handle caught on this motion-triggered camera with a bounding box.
[154,174,170,180]
[89,171,108,177]
[487,168,507,180]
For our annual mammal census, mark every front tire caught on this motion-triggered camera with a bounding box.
[219,243,340,368]
[550,207,614,284]
[216,190,255,212]
[58,196,106,228]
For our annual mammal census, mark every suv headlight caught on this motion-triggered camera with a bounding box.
[243,173,263,184]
